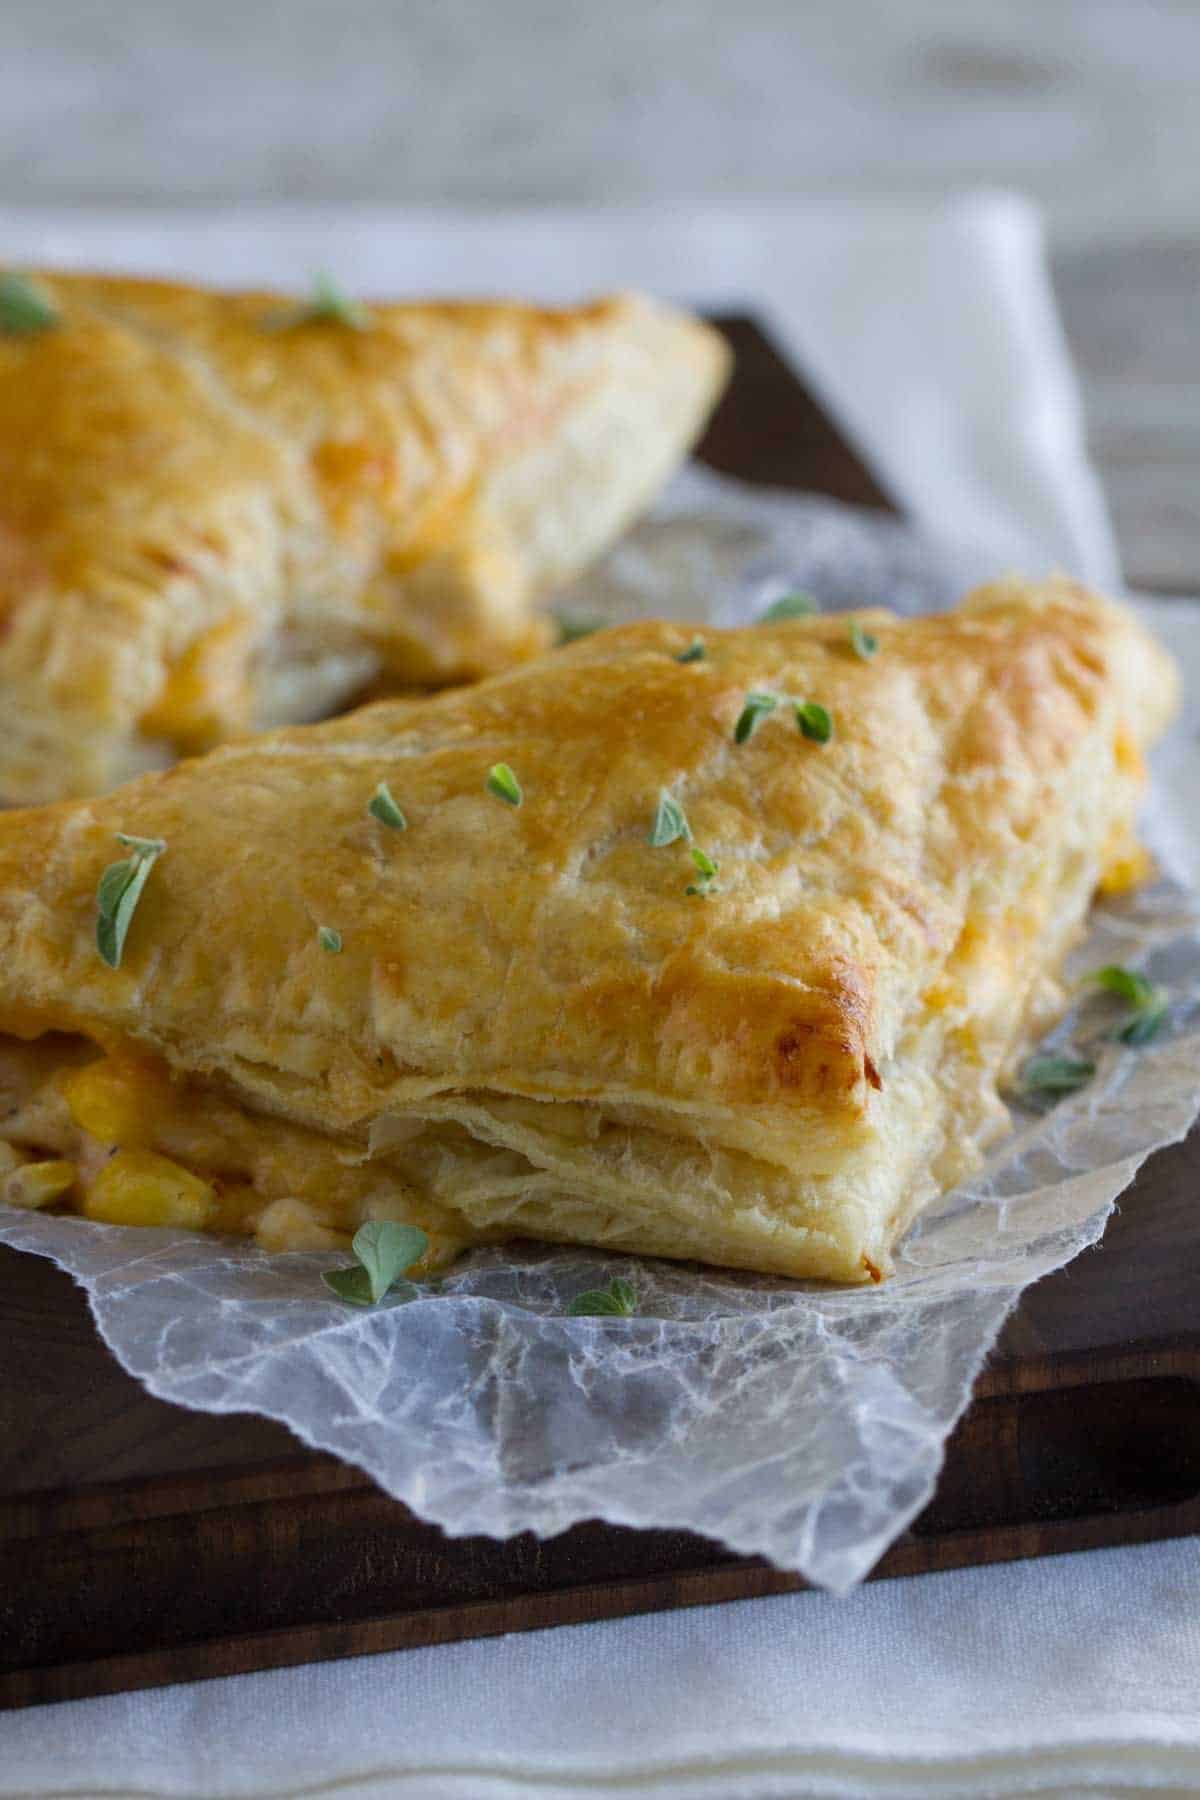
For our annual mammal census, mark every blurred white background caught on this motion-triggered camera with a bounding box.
[11,0,1197,590]
[3,0,1195,243]
[2,4,1197,571]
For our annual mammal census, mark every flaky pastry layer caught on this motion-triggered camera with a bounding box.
[0,271,729,803]
[0,580,1179,1281]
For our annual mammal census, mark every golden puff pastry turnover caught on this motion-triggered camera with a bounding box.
[0,269,729,804]
[0,579,1179,1282]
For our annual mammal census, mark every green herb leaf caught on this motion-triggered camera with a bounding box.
[567,1275,638,1317]
[367,781,407,831]
[760,592,818,623]
[320,1265,379,1306]
[849,620,878,660]
[675,638,706,664]
[486,762,523,806]
[566,1290,623,1316]
[554,611,605,645]
[0,272,59,336]
[609,1276,638,1312]
[734,691,778,744]
[686,844,720,896]
[353,1221,427,1304]
[95,835,166,969]
[1119,990,1170,1045]
[322,1220,429,1306]
[114,832,167,857]
[1019,1054,1096,1097]
[1087,964,1170,1045]
[267,272,371,331]
[96,861,136,922]
[318,925,343,953]
[795,701,834,743]
[1089,964,1156,1009]
[649,790,691,847]
[308,272,370,327]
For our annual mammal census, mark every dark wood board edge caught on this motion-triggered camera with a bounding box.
[7,1495,1200,1712]
[977,1339,1200,1399]
[0,1453,360,1543]
[699,315,895,510]
[3,1339,1197,1543]
[4,1348,1199,1709]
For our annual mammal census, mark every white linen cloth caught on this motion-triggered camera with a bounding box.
[0,195,1192,1798]
[1,191,1117,589]
[4,1539,1200,1800]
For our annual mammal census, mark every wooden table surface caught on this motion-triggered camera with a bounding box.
[1054,244,1200,596]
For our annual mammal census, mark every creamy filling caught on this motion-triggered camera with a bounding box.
[0,1008,992,1286]
[0,1038,466,1264]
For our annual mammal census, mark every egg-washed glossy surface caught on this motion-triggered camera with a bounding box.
[0,272,729,803]
[0,580,1178,1281]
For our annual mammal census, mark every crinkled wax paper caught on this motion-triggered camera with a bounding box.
[3,468,1199,1593]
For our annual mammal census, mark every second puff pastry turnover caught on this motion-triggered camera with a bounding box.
[0,270,729,804]
[0,580,1179,1283]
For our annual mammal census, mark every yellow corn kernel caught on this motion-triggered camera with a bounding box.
[3,1159,77,1210]
[62,1055,175,1150]
[922,978,966,1016]
[82,1149,216,1230]
[1114,728,1146,780]
[1099,843,1153,897]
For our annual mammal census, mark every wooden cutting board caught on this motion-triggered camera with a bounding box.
[2,317,1197,1711]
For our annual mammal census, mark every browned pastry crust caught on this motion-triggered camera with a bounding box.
[0,272,729,802]
[0,580,1179,1280]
